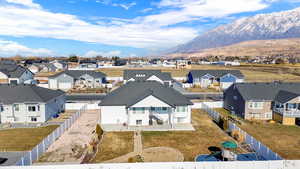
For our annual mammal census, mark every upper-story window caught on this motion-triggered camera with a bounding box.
[13,104,20,111]
[135,74,146,77]
[176,106,187,112]
[27,105,40,112]
[248,102,263,109]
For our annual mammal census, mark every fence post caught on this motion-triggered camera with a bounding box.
[29,151,32,165]
[36,144,39,160]
[21,157,24,166]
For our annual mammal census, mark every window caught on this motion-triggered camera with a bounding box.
[162,107,167,111]
[13,104,19,111]
[31,117,37,122]
[131,107,145,114]
[248,102,264,109]
[136,120,142,125]
[176,106,187,112]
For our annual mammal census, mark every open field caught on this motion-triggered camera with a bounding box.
[0,125,59,151]
[187,87,219,93]
[91,132,134,162]
[142,110,240,161]
[239,121,300,159]
[98,64,300,82]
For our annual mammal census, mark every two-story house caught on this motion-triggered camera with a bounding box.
[99,81,193,127]
[0,84,65,123]
[224,82,300,125]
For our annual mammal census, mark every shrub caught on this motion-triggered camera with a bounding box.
[128,155,144,163]
[96,124,103,139]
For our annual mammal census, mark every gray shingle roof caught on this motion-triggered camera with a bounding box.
[49,70,106,79]
[99,81,192,107]
[0,64,31,78]
[233,82,300,101]
[189,70,244,79]
[274,90,300,103]
[123,69,173,81]
[0,84,65,104]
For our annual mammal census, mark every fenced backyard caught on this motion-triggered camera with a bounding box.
[200,103,283,160]
[14,105,87,166]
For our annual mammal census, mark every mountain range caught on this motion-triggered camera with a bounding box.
[167,7,300,56]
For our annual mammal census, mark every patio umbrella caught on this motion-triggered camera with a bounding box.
[221,141,237,149]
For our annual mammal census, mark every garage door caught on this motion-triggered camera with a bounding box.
[58,82,72,89]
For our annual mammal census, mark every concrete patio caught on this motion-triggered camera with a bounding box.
[101,123,195,132]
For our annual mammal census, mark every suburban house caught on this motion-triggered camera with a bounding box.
[99,81,193,127]
[79,60,98,69]
[0,62,34,84]
[224,82,300,125]
[50,60,68,70]
[123,70,173,86]
[28,63,57,74]
[48,70,107,90]
[0,84,65,123]
[187,70,244,90]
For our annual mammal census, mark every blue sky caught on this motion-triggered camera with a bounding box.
[0,0,300,57]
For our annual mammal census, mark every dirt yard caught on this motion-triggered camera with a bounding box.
[239,121,300,159]
[37,110,99,163]
[91,132,134,163]
[0,125,58,151]
[142,110,239,161]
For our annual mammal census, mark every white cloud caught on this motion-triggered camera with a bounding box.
[140,8,153,13]
[5,0,41,8]
[84,50,121,57]
[0,0,273,50]
[0,40,53,57]
[112,2,136,10]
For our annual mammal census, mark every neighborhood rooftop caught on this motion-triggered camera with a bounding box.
[123,69,172,81]
[232,82,300,101]
[0,62,30,78]
[49,70,106,79]
[99,81,192,107]
[0,84,65,104]
[189,70,244,78]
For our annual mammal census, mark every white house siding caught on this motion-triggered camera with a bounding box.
[1,103,46,123]
[236,79,244,83]
[132,95,171,108]
[220,82,234,90]
[49,74,74,90]
[128,109,150,126]
[173,105,191,124]
[100,106,128,125]
[0,71,8,79]
[146,75,164,84]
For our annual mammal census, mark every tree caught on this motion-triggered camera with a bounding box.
[68,55,78,62]
[275,58,285,64]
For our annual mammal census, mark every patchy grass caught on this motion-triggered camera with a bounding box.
[0,125,59,151]
[91,132,134,162]
[68,87,110,94]
[239,121,300,159]
[142,110,238,161]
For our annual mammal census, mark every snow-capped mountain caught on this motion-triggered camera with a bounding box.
[169,7,300,53]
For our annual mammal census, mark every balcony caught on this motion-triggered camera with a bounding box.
[273,108,300,117]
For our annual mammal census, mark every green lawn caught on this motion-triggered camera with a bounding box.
[0,125,59,151]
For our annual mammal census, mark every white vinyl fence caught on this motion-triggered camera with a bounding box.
[6,160,300,169]
[200,103,283,161]
[14,105,87,166]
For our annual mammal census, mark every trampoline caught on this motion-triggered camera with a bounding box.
[195,153,265,162]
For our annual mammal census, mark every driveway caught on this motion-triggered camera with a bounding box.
[36,109,99,163]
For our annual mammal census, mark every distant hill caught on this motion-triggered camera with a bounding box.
[168,38,300,58]
[167,7,300,55]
